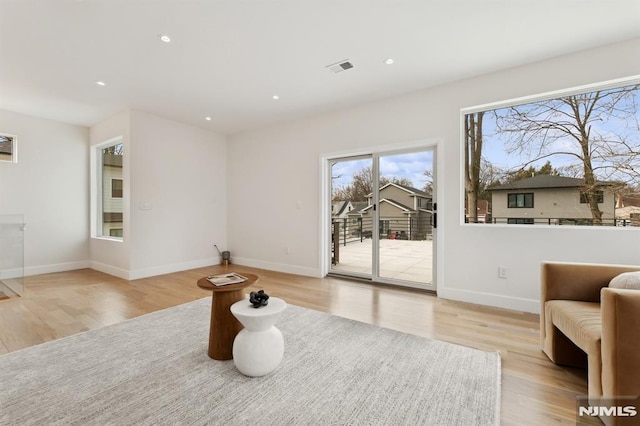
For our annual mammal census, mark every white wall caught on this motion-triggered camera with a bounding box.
[128,111,227,279]
[227,38,640,313]
[89,110,228,279]
[0,109,89,275]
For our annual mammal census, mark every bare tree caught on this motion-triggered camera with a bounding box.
[422,170,433,193]
[494,84,640,225]
[103,143,124,156]
[332,166,415,202]
[465,111,484,223]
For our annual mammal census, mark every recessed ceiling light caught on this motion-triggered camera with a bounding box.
[272,95,280,100]
[205,117,212,121]
[96,81,106,86]
[159,34,171,43]
[384,58,394,65]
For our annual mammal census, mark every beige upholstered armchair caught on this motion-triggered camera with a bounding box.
[541,262,640,425]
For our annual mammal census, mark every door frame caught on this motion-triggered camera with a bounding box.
[319,138,444,292]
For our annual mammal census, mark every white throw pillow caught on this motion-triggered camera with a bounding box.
[609,271,640,290]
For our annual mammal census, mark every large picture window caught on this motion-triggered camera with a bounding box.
[463,79,640,227]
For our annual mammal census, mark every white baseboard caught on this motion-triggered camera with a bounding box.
[232,257,322,278]
[0,267,22,280]
[127,258,218,280]
[89,261,131,280]
[22,261,90,277]
[90,258,218,280]
[437,286,540,314]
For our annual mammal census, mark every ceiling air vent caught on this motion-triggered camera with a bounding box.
[326,59,354,74]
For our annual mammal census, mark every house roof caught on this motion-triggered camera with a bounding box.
[350,202,369,213]
[368,182,431,198]
[332,201,350,216]
[360,198,415,213]
[488,175,618,191]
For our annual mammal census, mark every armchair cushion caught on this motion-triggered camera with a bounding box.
[546,300,601,355]
[609,272,640,290]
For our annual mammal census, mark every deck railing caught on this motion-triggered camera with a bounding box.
[485,217,639,226]
[331,215,433,264]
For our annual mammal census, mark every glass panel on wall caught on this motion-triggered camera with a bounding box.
[327,147,436,290]
[377,150,434,286]
[100,141,123,239]
[0,133,17,163]
[0,214,25,298]
[329,156,373,278]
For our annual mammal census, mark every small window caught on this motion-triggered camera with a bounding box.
[507,218,535,225]
[0,133,17,163]
[93,138,123,240]
[580,190,604,204]
[507,193,534,208]
[112,179,123,198]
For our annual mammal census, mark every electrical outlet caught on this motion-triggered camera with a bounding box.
[498,266,508,279]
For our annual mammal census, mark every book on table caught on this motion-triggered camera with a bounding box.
[207,272,248,286]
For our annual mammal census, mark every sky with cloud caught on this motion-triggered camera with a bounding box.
[332,150,433,191]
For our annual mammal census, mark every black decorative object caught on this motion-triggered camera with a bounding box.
[249,290,269,308]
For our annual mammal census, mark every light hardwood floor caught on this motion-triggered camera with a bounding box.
[0,265,599,425]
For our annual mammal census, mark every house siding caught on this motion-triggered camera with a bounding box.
[491,187,616,223]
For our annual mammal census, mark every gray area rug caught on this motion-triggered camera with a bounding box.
[0,297,500,425]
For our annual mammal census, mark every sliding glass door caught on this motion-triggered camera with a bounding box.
[328,147,435,290]
[377,150,434,285]
[329,156,374,278]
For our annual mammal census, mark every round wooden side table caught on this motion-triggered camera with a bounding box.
[197,273,258,360]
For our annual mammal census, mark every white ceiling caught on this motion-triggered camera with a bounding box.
[1,0,639,135]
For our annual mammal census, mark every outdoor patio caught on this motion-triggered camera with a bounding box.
[331,239,433,284]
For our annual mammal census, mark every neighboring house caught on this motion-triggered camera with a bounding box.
[358,183,433,240]
[488,175,617,225]
[615,194,640,226]
[102,154,123,237]
[331,201,354,220]
[343,201,369,238]
[465,199,491,223]
[331,201,368,264]
[332,201,357,242]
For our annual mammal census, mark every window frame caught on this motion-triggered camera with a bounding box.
[507,193,534,208]
[580,190,604,204]
[507,218,535,225]
[91,136,124,241]
[461,75,640,228]
[111,178,123,198]
[0,133,18,163]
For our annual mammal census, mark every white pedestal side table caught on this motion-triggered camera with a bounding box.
[230,297,287,377]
